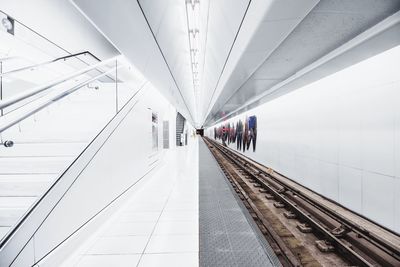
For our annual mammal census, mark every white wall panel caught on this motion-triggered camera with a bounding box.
[361,82,397,177]
[337,84,363,170]
[395,179,400,233]
[319,161,339,201]
[207,45,400,232]
[338,166,363,213]
[363,172,395,227]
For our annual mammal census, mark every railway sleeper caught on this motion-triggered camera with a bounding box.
[273,202,285,208]
[265,193,274,200]
[316,240,335,253]
[331,225,350,237]
[284,211,297,219]
[277,187,286,193]
[297,223,313,233]
[207,139,400,267]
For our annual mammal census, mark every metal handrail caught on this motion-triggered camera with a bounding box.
[0,56,120,110]
[0,51,101,78]
[0,56,25,62]
[0,64,124,133]
[0,81,146,267]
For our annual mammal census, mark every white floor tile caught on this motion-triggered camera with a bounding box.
[86,236,148,255]
[138,253,198,267]
[76,254,141,267]
[118,211,161,223]
[153,221,198,236]
[102,222,156,237]
[166,200,198,207]
[158,211,198,222]
[62,142,199,266]
[145,235,198,253]
[125,202,166,212]
[163,202,199,212]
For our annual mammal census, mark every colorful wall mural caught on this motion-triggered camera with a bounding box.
[213,115,257,152]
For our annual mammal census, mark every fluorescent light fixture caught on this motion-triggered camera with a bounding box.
[186,0,201,95]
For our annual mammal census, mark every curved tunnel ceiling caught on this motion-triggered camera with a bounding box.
[71,0,400,128]
[204,0,400,127]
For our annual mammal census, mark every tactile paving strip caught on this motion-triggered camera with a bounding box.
[199,139,281,267]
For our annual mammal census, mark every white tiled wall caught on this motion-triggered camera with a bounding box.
[208,45,400,233]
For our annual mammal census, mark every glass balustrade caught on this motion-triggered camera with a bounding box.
[0,9,145,243]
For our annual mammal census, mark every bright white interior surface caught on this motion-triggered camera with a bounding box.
[207,45,400,233]
[0,80,180,266]
[0,80,145,240]
[0,0,119,60]
[57,139,199,267]
[71,0,400,127]
[0,1,399,266]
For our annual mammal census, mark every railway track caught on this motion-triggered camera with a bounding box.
[203,137,400,267]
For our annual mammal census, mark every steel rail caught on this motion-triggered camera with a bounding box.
[205,139,365,266]
[204,137,400,267]
[214,139,400,262]
[0,56,24,62]
[209,139,372,266]
[260,169,400,262]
